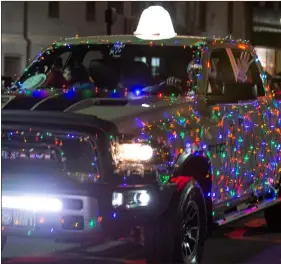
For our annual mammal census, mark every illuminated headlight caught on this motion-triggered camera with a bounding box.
[2,195,62,212]
[134,190,150,206]
[112,190,150,208]
[119,144,153,161]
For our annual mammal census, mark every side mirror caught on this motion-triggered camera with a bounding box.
[271,77,281,100]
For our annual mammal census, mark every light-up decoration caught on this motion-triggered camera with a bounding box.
[134,6,177,40]
[119,143,153,161]
[109,42,126,56]
[21,74,47,90]
[2,195,62,212]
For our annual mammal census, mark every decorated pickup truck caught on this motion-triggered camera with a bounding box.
[2,6,281,264]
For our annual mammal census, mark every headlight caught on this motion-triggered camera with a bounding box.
[134,190,150,206]
[2,195,62,212]
[119,143,153,161]
[112,190,150,208]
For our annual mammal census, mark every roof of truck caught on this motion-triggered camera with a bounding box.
[52,35,249,48]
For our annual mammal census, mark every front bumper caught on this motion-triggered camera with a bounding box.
[2,192,102,242]
[2,183,177,241]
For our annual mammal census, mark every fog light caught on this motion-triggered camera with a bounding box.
[112,192,123,207]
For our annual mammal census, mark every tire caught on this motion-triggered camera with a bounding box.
[264,202,281,232]
[143,187,207,264]
[2,236,7,251]
[143,208,175,263]
[174,187,207,264]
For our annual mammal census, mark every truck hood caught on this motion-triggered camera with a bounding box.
[73,96,191,134]
[2,92,194,134]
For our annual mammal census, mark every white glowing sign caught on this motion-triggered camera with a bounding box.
[134,6,177,40]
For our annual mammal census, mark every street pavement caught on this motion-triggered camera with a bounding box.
[2,213,281,264]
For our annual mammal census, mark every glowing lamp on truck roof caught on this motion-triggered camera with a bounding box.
[134,6,177,40]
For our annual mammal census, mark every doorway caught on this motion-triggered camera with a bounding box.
[4,56,21,80]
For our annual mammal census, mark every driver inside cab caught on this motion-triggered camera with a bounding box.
[43,57,69,89]
[44,58,93,89]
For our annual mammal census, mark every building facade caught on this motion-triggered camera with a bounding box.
[247,2,281,75]
[1,1,133,78]
[182,1,281,76]
[4,1,278,78]
[2,1,194,78]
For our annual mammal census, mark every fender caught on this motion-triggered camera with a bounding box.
[172,144,212,195]
[170,146,212,233]
[172,142,210,178]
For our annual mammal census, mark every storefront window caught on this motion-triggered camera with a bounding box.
[255,47,276,75]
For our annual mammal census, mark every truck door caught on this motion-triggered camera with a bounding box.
[205,47,243,205]
[202,46,270,203]
[229,48,267,198]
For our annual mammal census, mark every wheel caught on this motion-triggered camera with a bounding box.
[174,187,207,264]
[143,187,207,264]
[264,203,281,232]
[2,236,7,251]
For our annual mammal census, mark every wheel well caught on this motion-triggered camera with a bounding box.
[177,156,212,195]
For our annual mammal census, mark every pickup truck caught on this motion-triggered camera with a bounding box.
[2,6,281,264]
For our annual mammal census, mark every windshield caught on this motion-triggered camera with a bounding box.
[16,43,200,96]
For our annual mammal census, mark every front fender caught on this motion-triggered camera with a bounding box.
[172,142,210,177]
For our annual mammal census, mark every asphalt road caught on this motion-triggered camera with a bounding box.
[2,213,281,264]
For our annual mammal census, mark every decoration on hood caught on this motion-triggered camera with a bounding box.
[134,5,177,40]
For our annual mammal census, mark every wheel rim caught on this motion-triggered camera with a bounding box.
[181,201,200,261]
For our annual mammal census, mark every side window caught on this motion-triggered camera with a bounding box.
[151,57,160,77]
[43,52,70,73]
[231,49,265,97]
[207,48,235,94]
[207,48,265,101]
[60,52,71,67]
